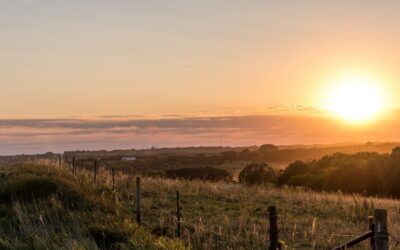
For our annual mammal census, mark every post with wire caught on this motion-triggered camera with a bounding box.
[176,191,181,238]
[136,176,141,225]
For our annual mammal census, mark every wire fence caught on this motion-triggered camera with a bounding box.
[28,155,395,249]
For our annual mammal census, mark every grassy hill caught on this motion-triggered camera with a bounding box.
[1,161,400,249]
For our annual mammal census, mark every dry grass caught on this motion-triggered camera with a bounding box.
[46,159,400,249]
[0,160,185,250]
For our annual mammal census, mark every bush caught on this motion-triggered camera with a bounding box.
[238,163,277,185]
[277,160,309,186]
[165,167,232,182]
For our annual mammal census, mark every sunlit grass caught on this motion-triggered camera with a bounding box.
[33,160,400,249]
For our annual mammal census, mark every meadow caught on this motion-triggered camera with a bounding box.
[1,159,400,249]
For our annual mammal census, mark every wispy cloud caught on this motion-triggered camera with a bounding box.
[1,111,400,155]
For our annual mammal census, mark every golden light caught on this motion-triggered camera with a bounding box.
[327,76,385,123]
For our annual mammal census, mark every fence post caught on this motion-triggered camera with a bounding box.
[93,160,97,186]
[369,216,375,249]
[112,168,115,190]
[374,209,388,250]
[176,191,181,237]
[136,177,141,225]
[268,206,279,250]
[72,157,75,174]
[58,155,61,168]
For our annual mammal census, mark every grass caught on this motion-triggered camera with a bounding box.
[0,162,184,250]
[135,178,400,249]
[2,160,400,249]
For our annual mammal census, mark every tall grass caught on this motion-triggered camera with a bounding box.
[11,197,98,249]
[0,161,185,250]
[35,159,400,249]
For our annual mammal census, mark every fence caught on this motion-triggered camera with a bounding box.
[47,155,392,249]
[331,209,388,250]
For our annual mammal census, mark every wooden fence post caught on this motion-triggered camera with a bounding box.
[58,155,61,168]
[176,191,181,237]
[374,209,388,250]
[72,157,75,174]
[268,206,279,250]
[136,177,141,225]
[93,160,97,186]
[368,216,375,249]
[112,168,115,190]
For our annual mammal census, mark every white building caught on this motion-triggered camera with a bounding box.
[121,156,137,161]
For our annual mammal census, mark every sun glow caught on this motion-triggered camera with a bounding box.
[327,76,385,123]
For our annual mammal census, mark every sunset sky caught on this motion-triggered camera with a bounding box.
[1,0,400,154]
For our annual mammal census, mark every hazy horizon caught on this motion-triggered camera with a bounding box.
[2,108,400,155]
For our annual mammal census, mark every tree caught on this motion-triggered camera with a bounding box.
[277,160,309,186]
[239,163,277,185]
[392,147,400,156]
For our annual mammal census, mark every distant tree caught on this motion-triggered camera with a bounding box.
[239,163,277,185]
[392,147,400,156]
[259,144,279,152]
[277,160,309,186]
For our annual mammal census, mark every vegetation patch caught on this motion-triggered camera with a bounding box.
[239,163,277,185]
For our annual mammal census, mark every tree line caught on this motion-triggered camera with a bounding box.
[159,147,400,198]
[276,147,400,197]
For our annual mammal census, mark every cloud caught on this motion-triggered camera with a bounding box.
[1,112,400,155]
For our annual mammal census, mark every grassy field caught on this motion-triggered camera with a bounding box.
[136,178,400,249]
[1,161,400,249]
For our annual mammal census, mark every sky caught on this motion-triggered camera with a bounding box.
[1,0,400,154]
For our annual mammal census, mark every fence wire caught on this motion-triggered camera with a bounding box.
[32,157,396,249]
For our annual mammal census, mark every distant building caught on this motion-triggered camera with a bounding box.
[121,156,136,161]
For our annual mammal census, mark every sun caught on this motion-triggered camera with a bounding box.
[327,76,385,123]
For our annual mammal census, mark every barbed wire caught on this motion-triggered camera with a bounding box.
[329,233,358,237]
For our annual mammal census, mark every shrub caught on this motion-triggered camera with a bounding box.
[277,160,309,186]
[238,163,277,185]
